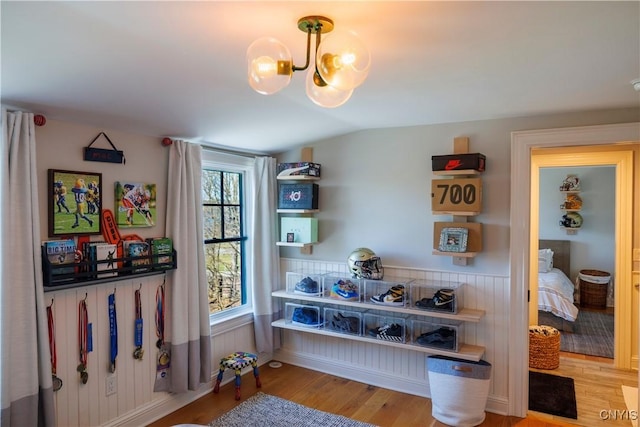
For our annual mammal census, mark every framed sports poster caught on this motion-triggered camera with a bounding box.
[115,182,156,227]
[48,169,102,236]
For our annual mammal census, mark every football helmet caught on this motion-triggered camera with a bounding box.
[347,247,384,280]
[560,212,583,228]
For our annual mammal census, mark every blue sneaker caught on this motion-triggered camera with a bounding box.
[291,307,322,327]
[294,277,319,295]
[330,279,359,301]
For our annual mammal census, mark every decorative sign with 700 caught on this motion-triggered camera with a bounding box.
[431,177,482,213]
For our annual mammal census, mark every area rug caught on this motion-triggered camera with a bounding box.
[560,309,614,358]
[529,371,577,419]
[208,392,377,427]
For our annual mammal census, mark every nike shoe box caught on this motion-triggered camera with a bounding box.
[285,271,324,296]
[277,162,321,178]
[278,183,319,210]
[410,280,464,314]
[363,277,414,307]
[324,308,363,336]
[431,153,486,172]
[411,318,463,352]
[364,312,409,343]
[323,274,362,302]
[285,302,322,328]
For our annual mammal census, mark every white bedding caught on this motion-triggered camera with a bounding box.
[538,267,579,322]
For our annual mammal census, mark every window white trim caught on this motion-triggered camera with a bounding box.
[202,150,255,326]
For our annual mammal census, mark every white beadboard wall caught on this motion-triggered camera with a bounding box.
[47,258,509,426]
[275,258,510,415]
[46,274,258,427]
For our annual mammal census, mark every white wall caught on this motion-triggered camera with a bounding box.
[539,166,616,280]
[277,108,638,276]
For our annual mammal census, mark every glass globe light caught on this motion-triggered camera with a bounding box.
[247,37,293,95]
[305,68,353,108]
[316,30,370,91]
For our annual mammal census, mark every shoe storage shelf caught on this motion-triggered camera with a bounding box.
[42,247,177,291]
[276,148,320,254]
[271,272,486,362]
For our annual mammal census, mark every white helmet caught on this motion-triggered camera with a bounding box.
[347,247,384,280]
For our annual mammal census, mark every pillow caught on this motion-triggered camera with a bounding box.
[538,248,554,273]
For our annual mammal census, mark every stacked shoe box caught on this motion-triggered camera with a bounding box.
[286,271,324,297]
[364,311,410,343]
[410,280,464,314]
[323,274,362,302]
[411,317,464,352]
[285,302,323,328]
[363,277,414,307]
[324,307,362,336]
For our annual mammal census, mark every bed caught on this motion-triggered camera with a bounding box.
[537,239,579,331]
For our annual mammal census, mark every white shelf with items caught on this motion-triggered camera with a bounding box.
[271,273,486,362]
[277,175,319,181]
[559,174,582,235]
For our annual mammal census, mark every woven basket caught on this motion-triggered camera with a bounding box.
[579,269,610,309]
[529,325,560,370]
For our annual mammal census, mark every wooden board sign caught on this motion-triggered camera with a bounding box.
[431,177,482,214]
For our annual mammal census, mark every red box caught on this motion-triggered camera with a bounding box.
[431,153,486,172]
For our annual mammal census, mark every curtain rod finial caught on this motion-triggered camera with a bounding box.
[161,137,173,147]
[34,114,46,126]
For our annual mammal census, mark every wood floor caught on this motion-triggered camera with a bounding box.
[147,354,637,427]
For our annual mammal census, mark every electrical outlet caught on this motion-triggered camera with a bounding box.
[106,375,117,396]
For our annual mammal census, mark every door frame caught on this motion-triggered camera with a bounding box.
[509,122,639,417]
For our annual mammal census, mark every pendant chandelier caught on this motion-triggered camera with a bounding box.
[247,15,371,108]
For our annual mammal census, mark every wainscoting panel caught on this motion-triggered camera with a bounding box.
[276,258,510,412]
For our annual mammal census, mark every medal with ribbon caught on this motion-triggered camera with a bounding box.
[77,295,89,384]
[133,284,144,360]
[47,299,63,391]
[156,278,170,371]
[108,290,118,373]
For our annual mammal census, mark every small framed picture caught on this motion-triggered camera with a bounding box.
[438,227,469,252]
[48,169,102,236]
[286,232,295,243]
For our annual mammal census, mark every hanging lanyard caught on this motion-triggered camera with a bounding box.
[78,297,89,384]
[47,300,63,391]
[155,280,165,349]
[133,285,144,360]
[108,291,118,373]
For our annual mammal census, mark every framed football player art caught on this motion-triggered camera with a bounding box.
[48,169,102,236]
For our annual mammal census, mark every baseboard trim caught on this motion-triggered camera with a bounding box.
[273,348,509,416]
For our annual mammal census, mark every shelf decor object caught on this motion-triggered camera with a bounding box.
[438,227,469,253]
[558,174,582,235]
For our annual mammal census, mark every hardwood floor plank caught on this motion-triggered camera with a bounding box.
[148,359,636,427]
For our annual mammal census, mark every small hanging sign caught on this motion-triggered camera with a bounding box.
[84,132,125,164]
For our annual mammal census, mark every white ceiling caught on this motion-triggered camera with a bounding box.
[2,1,639,154]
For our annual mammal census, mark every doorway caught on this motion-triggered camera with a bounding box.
[508,123,639,417]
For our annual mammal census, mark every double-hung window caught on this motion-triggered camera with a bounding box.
[202,150,253,321]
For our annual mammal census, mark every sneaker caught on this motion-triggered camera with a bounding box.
[370,284,405,306]
[330,279,359,301]
[416,327,456,349]
[415,288,455,312]
[291,307,322,327]
[329,313,360,334]
[294,277,320,295]
[368,323,403,342]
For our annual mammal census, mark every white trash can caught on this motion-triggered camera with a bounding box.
[427,355,492,427]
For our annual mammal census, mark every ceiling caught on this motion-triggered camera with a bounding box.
[2,1,639,154]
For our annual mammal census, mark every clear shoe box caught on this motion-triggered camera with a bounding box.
[285,271,324,296]
[323,274,362,302]
[410,280,464,314]
[324,308,362,336]
[363,312,409,343]
[363,277,414,307]
[411,318,463,352]
[285,302,323,328]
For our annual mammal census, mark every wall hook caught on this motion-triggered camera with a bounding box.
[48,297,54,308]
[137,283,142,291]
[83,293,88,302]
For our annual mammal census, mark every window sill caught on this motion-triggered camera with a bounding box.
[210,309,254,337]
